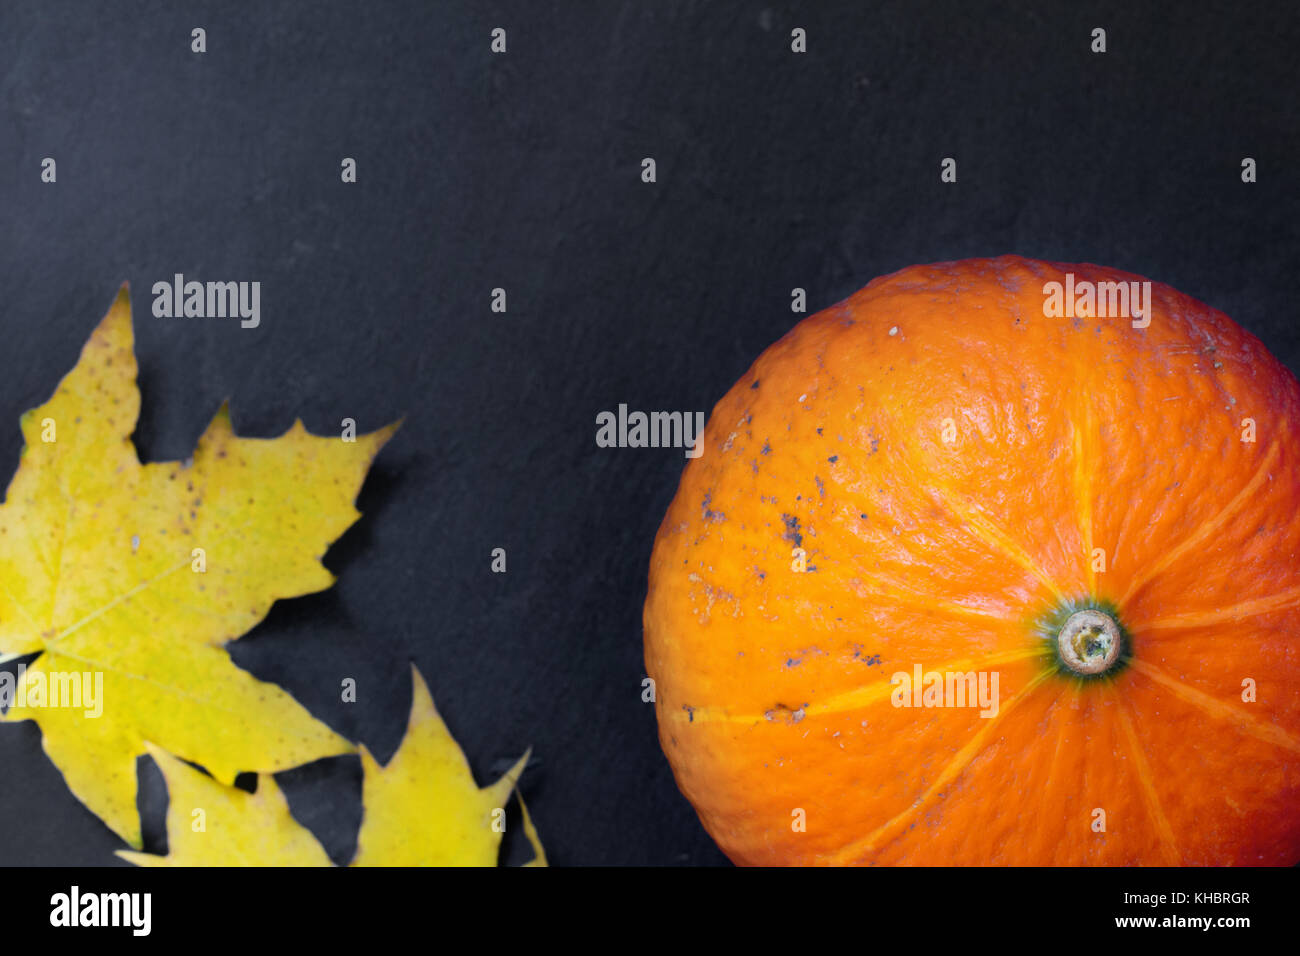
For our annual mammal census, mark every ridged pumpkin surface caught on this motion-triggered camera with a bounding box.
[643,256,1300,865]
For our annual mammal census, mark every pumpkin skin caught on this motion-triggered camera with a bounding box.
[643,255,1300,865]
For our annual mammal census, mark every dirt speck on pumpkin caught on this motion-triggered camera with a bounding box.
[781,513,802,546]
[764,703,808,725]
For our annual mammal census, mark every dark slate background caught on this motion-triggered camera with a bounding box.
[0,0,1296,866]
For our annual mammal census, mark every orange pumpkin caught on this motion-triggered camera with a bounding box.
[643,256,1300,865]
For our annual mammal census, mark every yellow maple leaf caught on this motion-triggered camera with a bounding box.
[0,286,395,847]
[119,666,546,866]
[118,744,334,867]
[351,665,545,866]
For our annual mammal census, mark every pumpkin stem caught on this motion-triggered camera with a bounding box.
[1056,608,1123,676]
